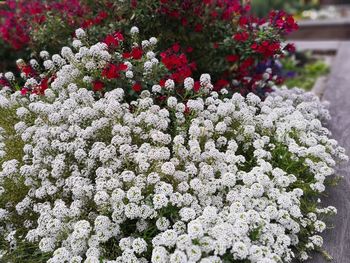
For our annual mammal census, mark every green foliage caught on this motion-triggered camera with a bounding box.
[0,107,24,166]
[0,107,49,262]
[282,53,330,91]
[30,13,74,57]
[0,238,51,263]
[0,39,26,73]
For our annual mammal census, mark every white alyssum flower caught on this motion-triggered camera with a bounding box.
[130,26,139,35]
[75,28,86,39]
[0,65,346,263]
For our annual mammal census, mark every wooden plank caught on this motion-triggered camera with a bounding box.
[292,41,341,52]
[288,23,350,40]
[307,42,350,262]
[298,18,350,27]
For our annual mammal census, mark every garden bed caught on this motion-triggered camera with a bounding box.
[0,1,348,262]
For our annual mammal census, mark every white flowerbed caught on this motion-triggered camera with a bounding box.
[0,82,347,263]
[0,28,347,263]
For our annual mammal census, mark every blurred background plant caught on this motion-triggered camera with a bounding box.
[251,0,320,17]
[280,52,330,90]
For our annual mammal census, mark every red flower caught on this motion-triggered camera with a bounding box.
[193,81,200,92]
[284,43,296,53]
[132,82,142,92]
[131,0,137,8]
[181,18,188,26]
[186,47,193,53]
[118,63,128,71]
[122,52,131,59]
[102,63,128,79]
[39,78,49,93]
[226,55,239,63]
[104,34,119,48]
[98,11,108,20]
[262,40,269,47]
[172,43,180,53]
[114,32,124,41]
[82,19,94,28]
[17,64,36,77]
[269,10,299,34]
[239,16,248,27]
[251,42,258,50]
[159,79,166,87]
[102,64,119,79]
[211,11,218,19]
[20,88,29,95]
[131,47,143,60]
[92,80,104,92]
[244,4,251,12]
[268,42,280,52]
[184,105,190,114]
[215,79,229,90]
[233,32,249,42]
[240,57,254,69]
[160,47,194,83]
[194,24,203,32]
[104,32,124,48]
[0,77,9,87]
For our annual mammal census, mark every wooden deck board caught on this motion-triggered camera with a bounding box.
[307,42,350,263]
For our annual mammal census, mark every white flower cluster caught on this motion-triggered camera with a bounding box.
[0,127,5,159]
[0,82,346,262]
[5,28,163,96]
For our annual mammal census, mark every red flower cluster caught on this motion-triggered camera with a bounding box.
[269,10,299,34]
[122,47,143,60]
[104,31,124,48]
[160,44,196,83]
[158,0,246,32]
[92,80,104,92]
[102,63,128,79]
[0,76,10,87]
[233,32,249,42]
[226,54,239,63]
[15,60,51,95]
[251,41,281,58]
[132,82,142,92]
[82,11,108,29]
[149,0,297,96]
[17,62,37,78]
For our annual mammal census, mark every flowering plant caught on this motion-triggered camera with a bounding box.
[0,31,348,260]
[0,2,346,263]
[0,76,347,262]
[0,0,298,96]
[0,0,91,50]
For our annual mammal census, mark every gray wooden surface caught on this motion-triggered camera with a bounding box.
[289,22,350,40]
[307,42,350,263]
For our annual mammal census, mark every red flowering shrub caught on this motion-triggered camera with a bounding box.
[160,44,197,84]
[0,0,89,51]
[129,0,299,96]
[0,0,299,97]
